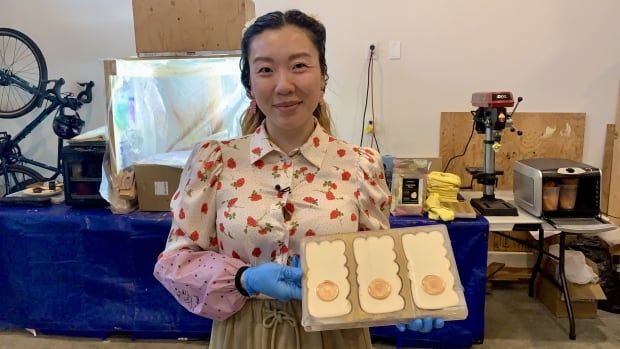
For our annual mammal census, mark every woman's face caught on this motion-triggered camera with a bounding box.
[248,25,325,134]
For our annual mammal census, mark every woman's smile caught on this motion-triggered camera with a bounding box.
[273,100,302,113]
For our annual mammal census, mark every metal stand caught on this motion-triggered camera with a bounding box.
[558,232,577,340]
[470,196,517,216]
[495,227,576,340]
[468,108,518,216]
[467,92,523,216]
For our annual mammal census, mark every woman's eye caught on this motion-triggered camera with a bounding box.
[257,67,272,74]
[293,63,308,70]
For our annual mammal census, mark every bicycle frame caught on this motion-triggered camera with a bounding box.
[0,72,70,183]
[0,70,45,107]
[0,102,65,178]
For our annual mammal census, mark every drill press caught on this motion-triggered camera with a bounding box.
[467,91,523,216]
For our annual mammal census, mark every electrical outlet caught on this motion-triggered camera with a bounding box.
[369,42,377,60]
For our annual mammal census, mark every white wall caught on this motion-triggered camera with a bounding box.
[1,0,619,171]
[0,0,135,174]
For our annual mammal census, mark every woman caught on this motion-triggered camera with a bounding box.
[154,9,441,348]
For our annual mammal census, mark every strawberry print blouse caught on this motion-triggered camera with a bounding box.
[154,122,391,321]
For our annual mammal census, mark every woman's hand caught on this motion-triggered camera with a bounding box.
[395,317,444,333]
[242,262,302,301]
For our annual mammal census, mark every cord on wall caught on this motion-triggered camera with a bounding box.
[359,44,381,152]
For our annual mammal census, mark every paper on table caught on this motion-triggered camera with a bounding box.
[68,125,107,142]
[529,230,561,240]
[8,189,64,204]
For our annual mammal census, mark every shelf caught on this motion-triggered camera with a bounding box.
[70,194,103,199]
[70,178,102,182]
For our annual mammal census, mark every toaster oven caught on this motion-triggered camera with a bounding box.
[513,158,615,233]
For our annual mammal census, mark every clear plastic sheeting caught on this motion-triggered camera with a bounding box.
[135,150,192,168]
[110,57,248,174]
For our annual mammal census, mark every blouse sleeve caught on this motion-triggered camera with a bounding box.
[356,147,392,231]
[153,140,248,321]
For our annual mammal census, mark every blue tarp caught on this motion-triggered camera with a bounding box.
[0,205,487,347]
[0,205,212,339]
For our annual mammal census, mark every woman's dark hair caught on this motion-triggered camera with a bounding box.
[239,10,332,135]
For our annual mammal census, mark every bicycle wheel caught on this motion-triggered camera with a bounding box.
[0,164,46,197]
[0,28,48,119]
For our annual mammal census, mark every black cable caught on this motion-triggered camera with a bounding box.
[372,132,381,153]
[369,56,382,152]
[359,48,373,146]
[443,112,476,173]
[459,177,475,190]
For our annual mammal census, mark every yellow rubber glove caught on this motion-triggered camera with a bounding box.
[428,172,461,187]
[424,193,455,221]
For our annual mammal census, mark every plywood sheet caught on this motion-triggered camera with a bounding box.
[601,124,616,213]
[103,60,117,174]
[609,82,620,217]
[132,0,254,54]
[440,112,585,190]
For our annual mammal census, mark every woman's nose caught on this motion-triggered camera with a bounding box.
[274,71,294,95]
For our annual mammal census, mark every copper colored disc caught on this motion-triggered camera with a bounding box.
[368,278,392,299]
[316,280,339,301]
[421,275,445,295]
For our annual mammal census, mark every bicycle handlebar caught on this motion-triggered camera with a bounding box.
[51,78,65,101]
[49,78,94,109]
[76,81,94,104]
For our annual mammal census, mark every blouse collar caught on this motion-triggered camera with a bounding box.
[249,120,333,169]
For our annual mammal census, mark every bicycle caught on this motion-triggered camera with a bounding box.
[0,27,94,197]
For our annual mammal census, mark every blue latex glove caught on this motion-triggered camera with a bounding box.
[242,262,302,301]
[290,255,302,288]
[291,254,300,268]
[395,317,444,333]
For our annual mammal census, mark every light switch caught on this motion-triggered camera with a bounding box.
[388,40,401,60]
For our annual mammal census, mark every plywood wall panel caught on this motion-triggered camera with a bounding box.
[601,124,616,213]
[440,112,585,190]
[132,0,254,54]
[608,82,620,218]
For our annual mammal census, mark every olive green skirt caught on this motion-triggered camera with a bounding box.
[208,299,371,349]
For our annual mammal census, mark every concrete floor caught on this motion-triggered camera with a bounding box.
[1,283,618,349]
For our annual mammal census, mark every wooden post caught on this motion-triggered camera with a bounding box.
[608,81,620,222]
[103,60,117,175]
[601,124,616,213]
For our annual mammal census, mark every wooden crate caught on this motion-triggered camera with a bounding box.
[132,0,255,55]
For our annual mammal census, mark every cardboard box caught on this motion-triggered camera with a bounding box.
[132,0,255,55]
[135,164,183,211]
[535,256,607,318]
